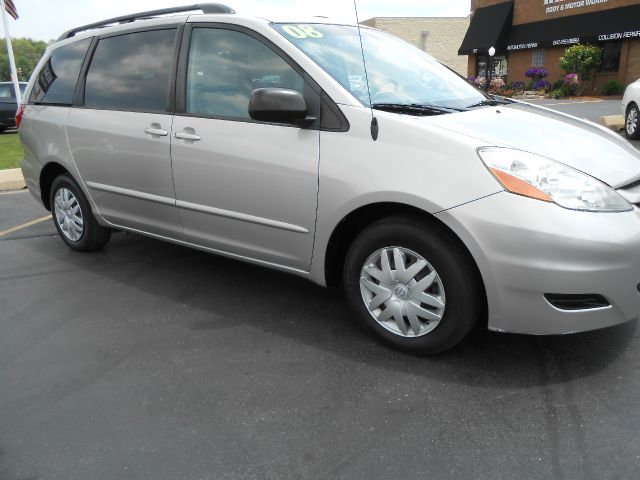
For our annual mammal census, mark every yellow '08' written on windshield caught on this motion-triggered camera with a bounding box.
[281,24,324,39]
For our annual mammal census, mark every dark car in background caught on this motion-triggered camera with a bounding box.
[0,81,27,133]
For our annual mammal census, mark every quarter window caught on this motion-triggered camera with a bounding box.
[186,28,304,119]
[30,38,91,105]
[84,29,177,111]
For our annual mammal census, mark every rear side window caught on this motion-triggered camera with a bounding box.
[84,29,176,112]
[30,38,91,105]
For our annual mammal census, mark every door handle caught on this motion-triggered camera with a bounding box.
[174,131,201,141]
[144,127,168,136]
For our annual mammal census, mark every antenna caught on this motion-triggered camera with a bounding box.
[353,1,378,140]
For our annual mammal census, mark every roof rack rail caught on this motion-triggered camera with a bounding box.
[57,3,235,41]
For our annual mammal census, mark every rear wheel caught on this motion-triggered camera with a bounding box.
[626,103,640,140]
[50,174,111,251]
[343,216,483,355]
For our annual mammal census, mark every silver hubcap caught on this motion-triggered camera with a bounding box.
[359,246,446,338]
[54,188,84,242]
[628,108,638,135]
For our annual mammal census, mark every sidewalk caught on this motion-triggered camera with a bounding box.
[0,168,26,191]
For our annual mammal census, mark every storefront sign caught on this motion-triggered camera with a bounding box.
[544,0,608,15]
[552,37,580,46]
[599,30,640,41]
[507,43,539,51]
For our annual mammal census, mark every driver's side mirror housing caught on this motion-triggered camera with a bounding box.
[249,88,308,123]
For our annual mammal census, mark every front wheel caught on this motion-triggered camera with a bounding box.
[626,104,640,140]
[343,216,483,355]
[50,174,111,251]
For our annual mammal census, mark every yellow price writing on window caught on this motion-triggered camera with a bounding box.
[282,24,324,39]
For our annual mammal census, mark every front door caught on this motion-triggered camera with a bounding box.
[171,26,320,270]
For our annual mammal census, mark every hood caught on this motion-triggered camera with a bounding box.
[423,102,640,189]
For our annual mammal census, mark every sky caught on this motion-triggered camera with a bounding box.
[1,0,471,42]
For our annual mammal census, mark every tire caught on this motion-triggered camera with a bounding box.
[625,103,640,140]
[343,216,483,355]
[0,127,6,134]
[50,174,111,251]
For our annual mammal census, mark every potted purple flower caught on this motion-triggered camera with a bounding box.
[533,80,552,93]
[511,80,525,93]
[525,68,549,81]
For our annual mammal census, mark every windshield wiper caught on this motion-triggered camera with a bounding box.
[466,97,514,109]
[372,103,464,116]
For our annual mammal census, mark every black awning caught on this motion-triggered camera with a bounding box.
[458,1,514,55]
[506,4,640,51]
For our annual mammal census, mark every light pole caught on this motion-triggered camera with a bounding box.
[485,46,496,92]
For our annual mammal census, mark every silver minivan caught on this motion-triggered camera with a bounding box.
[19,4,640,354]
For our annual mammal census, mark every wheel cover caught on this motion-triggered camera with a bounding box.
[54,187,84,242]
[359,246,446,338]
[627,107,638,136]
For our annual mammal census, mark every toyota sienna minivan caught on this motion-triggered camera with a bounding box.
[19,4,640,354]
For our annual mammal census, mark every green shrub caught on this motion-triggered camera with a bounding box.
[602,80,624,96]
[549,89,565,99]
[559,44,602,81]
[552,79,565,90]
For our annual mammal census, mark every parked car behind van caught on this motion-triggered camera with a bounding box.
[623,78,640,139]
[19,4,640,354]
[0,81,27,132]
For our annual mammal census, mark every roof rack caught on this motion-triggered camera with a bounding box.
[57,3,236,41]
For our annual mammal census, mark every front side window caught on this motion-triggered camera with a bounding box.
[186,28,305,119]
[84,29,176,111]
[30,38,91,105]
[273,23,487,110]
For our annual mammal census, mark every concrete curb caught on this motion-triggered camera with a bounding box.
[0,168,26,191]
[600,115,625,131]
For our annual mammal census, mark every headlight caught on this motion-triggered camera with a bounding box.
[478,147,632,212]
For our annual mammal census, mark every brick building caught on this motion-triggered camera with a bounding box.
[362,17,470,75]
[459,0,640,92]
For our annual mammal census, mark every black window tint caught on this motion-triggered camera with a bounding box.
[186,28,304,119]
[30,38,91,105]
[85,29,176,111]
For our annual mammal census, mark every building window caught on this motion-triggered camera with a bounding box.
[476,54,508,81]
[532,49,545,67]
[600,42,621,72]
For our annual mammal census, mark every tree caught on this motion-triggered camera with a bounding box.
[0,38,48,82]
[559,44,602,81]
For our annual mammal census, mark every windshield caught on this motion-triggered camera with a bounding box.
[272,23,488,111]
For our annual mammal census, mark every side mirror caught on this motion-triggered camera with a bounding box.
[249,88,308,123]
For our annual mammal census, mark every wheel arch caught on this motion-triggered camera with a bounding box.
[626,101,638,115]
[324,202,482,285]
[322,201,488,328]
[39,162,72,210]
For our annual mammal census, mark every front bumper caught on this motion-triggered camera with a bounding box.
[436,192,640,335]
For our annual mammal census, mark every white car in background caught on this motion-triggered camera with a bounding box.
[623,78,640,139]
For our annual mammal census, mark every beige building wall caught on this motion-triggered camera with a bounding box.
[361,17,471,75]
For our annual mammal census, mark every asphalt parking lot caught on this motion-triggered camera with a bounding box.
[2,103,640,479]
